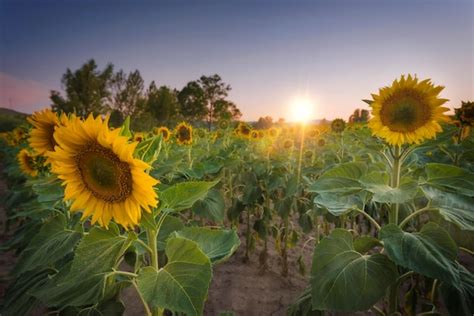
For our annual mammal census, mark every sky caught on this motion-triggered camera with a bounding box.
[0,0,473,121]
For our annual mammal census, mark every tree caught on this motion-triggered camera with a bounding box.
[147,82,178,123]
[50,59,113,117]
[213,99,242,121]
[177,81,207,121]
[254,116,273,129]
[199,74,231,130]
[110,70,145,116]
[349,108,369,123]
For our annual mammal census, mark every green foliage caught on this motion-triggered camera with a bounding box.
[160,180,218,211]
[136,237,212,316]
[311,229,397,311]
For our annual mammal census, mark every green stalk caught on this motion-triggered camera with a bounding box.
[147,228,162,316]
[389,146,401,224]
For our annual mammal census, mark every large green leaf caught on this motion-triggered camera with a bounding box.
[321,162,368,179]
[33,224,133,307]
[380,223,460,286]
[423,187,474,231]
[309,177,363,195]
[172,227,240,264]
[14,214,82,274]
[136,237,212,316]
[425,163,474,197]
[160,181,218,211]
[311,229,397,311]
[361,172,417,203]
[439,263,474,316]
[135,135,162,165]
[192,189,225,222]
[313,193,362,216]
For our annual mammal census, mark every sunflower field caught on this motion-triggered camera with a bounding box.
[0,75,473,316]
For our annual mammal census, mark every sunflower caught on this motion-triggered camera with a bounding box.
[133,132,145,143]
[250,130,259,140]
[317,139,326,147]
[368,75,450,146]
[267,127,279,138]
[283,139,294,149]
[17,149,38,177]
[236,122,251,138]
[195,128,206,138]
[218,120,230,130]
[331,119,346,133]
[154,126,171,141]
[48,114,158,228]
[27,108,62,155]
[307,127,320,138]
[175,122,193,145]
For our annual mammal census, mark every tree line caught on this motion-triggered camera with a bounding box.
[50,59,242,130]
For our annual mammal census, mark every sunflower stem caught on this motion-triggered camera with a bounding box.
[146,227,162,316]
[389,145,401,225]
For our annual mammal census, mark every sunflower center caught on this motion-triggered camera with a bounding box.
[178,127,191,140]
[380,90,432,132]
[75,143,132,203]
[47,124,57,150]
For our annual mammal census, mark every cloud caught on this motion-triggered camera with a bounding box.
[0,72,51,113]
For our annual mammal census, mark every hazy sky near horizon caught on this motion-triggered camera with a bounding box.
[1,0,473,121]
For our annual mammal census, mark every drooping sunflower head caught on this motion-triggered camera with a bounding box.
[317,138,326,147]
[283,139,294,149]
[304,150,313,160]
[236,122,251,138]
[17,149,38,177]
[27,108,61,155]
[455,101,474,126]
[307,127,320,138]
[218,120,230,130]
[154,126,171,141]
[331,119,346,133]
[48,114,158,228]
[267,127,279,138]
[368,75,450,146]
[250,130,259,140]
[133,132,145,143]
[195,128,206,139]
[175,122,193,145]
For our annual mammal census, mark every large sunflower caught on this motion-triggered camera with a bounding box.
[27,108,61,155]
[48,115,158,228]
[368,75,450,146]
[175,122,193,145]
[236,122,251,138]
[17,149,38,177]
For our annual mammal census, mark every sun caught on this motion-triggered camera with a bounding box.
[290,96,314,123]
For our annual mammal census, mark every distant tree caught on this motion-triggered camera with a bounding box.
[50,59,113,117]
[199,74,232,130]
[254,116,273,129]
[147,82,178,123]
[110,70,145,116]
[109,109,124,128]
[349,108,369,123]
[213,99,242,121]
[177,81,207,121]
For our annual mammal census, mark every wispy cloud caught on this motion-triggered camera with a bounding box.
[0,72,50,113]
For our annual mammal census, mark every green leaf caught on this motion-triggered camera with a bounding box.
[380,223,460,286]
[311,229,397,311]
[422,187,474,231]
[30,176,64,205]
[439,263,474,316]
[314,193,362,216]
[309,177,363,195]
[157,214,184,251]
[119,116,132,137]
[172,227,240,264]
[353,236,382,254]
[135,135,162,165]
[1,269,52,316]
[321,162,368,179]
[14,214,82,274]
[160,181,218,211]
[192,189,225,222]
[136,237,212,316]
[425,163,474,197]
[33,224,133,307]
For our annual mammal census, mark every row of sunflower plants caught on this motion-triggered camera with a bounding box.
[289,75,474,316]
[0,112,240,316]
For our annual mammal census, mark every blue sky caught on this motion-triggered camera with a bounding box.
[0,0,472,120]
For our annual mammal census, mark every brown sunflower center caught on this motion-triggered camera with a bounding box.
[380,89,432,132]
[75,143,132,203]
[47,123,57,151]
[161,129,169,138]
[178,127,191,141]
